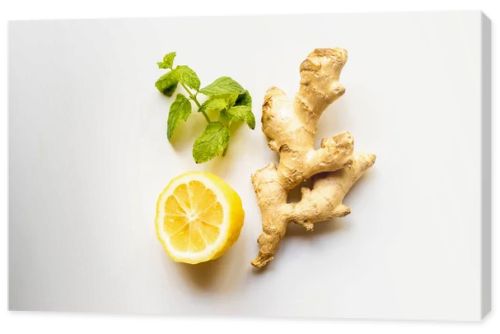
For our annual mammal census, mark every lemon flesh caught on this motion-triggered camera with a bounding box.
[155,171,244,264]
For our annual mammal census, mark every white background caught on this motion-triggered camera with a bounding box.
[0,0,498,333]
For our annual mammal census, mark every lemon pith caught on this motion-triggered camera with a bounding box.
[155,171,244,264]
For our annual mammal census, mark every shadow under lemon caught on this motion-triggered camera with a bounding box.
[161,226,249,292]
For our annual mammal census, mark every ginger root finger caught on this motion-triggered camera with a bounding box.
[276,131,354,190]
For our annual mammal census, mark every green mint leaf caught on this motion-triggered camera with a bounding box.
[235,90,252,107]
[157,52,176,69]
[199,97,230,115]
[163,52,176,68]
[225,105,255,129]
[155,70,179,97]
[199,76,244,97]
[167,93,191,140]
[192,122,230,163]
[175,65,201,90]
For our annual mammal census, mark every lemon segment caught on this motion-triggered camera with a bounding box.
[155,171,244,264]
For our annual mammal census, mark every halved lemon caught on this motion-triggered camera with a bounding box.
[155,171,244,264]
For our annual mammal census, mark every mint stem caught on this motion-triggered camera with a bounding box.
[180,82,210,123]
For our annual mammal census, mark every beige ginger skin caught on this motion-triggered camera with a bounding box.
[251,48,376,269]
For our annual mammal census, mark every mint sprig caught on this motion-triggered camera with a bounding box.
[155,52,254,163]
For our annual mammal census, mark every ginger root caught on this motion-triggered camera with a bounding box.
[251,48,376,268]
